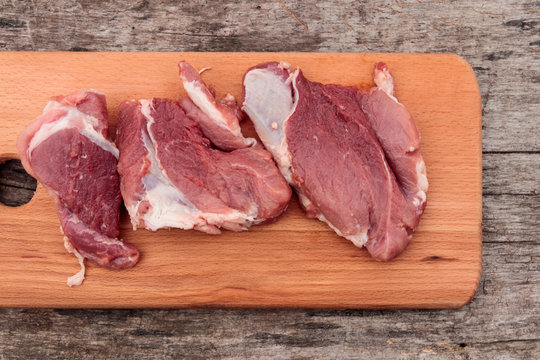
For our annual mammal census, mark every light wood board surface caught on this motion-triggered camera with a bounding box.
[0,52,481,308]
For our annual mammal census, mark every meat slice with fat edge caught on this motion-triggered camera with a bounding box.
[242,62,428,261]
[178,61,256,151]
[116,62,291,233]
[17,89,140,286]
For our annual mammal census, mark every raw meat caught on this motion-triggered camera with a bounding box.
[17,90,140,286]
[242,62,428,261]
[116,63,291,233]
[178,61,256,151]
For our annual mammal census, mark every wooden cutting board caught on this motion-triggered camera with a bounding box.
[0,52,481,308]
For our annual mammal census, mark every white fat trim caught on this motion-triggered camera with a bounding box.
[373,68,399,104]
[140,173,258,231]
[64,237,86,287]
[183,81,242,136]
[129,203,141,230]
[296,191,314,211]
[28,103,69,151]
[29,101,119,159]
[347,231,369,248]
[140,99,155,127]
[41,100,63,116]
[280,70,300,183]
[416,159,429,193]
[297,191,368,247]
[183,81,255,147]
[80,128,119,159]
[141,176,206,231]
[84,88,105,96]
[222,93,235,102]
[279,61,291,70]
[416,190,427,204]
[377,88,399,104]
[411,159,428,208]
[413,189,427,209]
[316,212,369,248]
[134,100,258,231]
[242,68,299,184]
[139,99,200,230]
[198,67,211,74]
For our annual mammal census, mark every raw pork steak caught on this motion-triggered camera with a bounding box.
[116,62,291,233]
[242,62,428,261]
[17,90,140,285]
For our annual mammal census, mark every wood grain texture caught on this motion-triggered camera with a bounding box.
[0,0,538,358]
[0,52,482,309]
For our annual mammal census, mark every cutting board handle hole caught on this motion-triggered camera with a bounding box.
[0,159,37,207]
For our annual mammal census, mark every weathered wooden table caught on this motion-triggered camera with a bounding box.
[0,1,538,358]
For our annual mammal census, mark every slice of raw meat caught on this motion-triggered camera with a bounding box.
[360,63,428,210]
[17,90,140,285]
[116,76,291,233]
[178,61,256,151]
[242,62,428,261]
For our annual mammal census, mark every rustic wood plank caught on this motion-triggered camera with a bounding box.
[0,0,538,358]
[483,153,539,196]
[484,194,539,244]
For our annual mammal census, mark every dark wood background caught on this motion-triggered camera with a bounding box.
[0,0,538,358]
